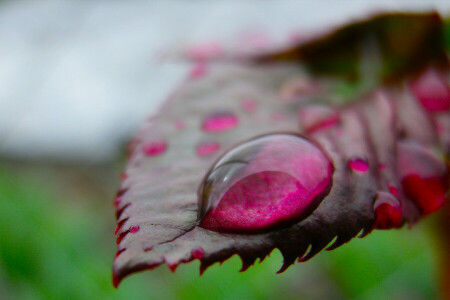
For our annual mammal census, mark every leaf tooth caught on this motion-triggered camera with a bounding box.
[116,203,131,220]
[238,253,257,272]
[277,244,308,274]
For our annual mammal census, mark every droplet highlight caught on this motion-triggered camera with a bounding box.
[201,112,238,132]
[129,225,140,233]
[198,133,334,233]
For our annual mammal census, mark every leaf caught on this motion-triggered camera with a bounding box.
[112,14,449,287]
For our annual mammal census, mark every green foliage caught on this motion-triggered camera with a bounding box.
[0,164,439,299]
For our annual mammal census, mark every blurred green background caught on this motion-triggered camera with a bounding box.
[0,159,444,299]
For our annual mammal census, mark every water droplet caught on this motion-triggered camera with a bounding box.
[191,247,204,259]
[348,158,369,173]
[175,120,185,130]
[240,98,258,114]
[198,133,334,233]
[398,140,449,214]
[270,112,286,122]
[298,105,339,134]
[387,184,398,196]
[196,141,220,157]
[187,42,223,60]
[142,140,167,156]
[129,225,140,233]
[201,112,238,132]
[189,62,207,79]
[114,196,122,207]
[378,163,386,170]
[410,68,450,112]
[373,191,403,229]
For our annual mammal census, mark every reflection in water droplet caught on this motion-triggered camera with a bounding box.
[129,225,140,233]
[142,140,167,156]
[373,191,403,229]
[201,112,238,132]
[348,158,369,173]
[196,141,220,157]
[410,68,450,112]
[198,133,333,233]
[398,140,449,214]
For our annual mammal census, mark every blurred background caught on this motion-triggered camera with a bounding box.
[0,1,448,299]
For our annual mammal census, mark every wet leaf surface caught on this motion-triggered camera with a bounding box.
[113,13,449,287]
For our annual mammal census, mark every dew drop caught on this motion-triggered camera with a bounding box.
[398,140,449,214]
[410,68,450,112]
[175,120,185,130]
[298,105,339,134]
[196,141,220,157]
[189,62,207,79]
[387,184,398,196]
[129,225,140,233]
[201,112,238,132]
[198,133,334,233]
[240,98,258,114]
[191,247,205,259]
[187,42,223,60]
[142,140,167,156]
[373,191,403,229]
[348,158,369,173]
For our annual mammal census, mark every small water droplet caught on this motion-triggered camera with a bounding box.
[142,140,167,156]
[198,133,334,233]
[398,140,449,214]
[240,98,258,113]
[175,120,185,130]
[298,106,339,134]
[348,158,369,173]
[187,42,223,60]
[387,184,398,196]
[129,225,140,233]
[201,112,238,132]
[114,196,122,207]
[270,112,287,122]
[189,62,207,79]
[191,247,204,259]
[196,141,220,157]
[373,191,403,229]
[410,68,450,112]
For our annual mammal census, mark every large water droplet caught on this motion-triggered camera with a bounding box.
[398,140,449,215]
[198,133,334,233]
[201,112,239,132]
